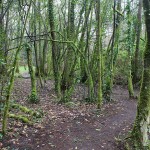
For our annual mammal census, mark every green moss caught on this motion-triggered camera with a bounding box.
[11,103,41,117]
[26,44,39,103]
[128,72,134,98]
[9,114,31,124]
[131,41,150,149]
[28,92,39,104]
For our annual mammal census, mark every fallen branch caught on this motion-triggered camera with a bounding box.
[8,114,32,124]
[11,103,42,118]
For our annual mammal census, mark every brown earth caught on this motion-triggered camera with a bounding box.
[1,79,137,150]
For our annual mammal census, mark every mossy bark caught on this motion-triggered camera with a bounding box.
[104,0,121,102]
[9,114,31,124]
[60,0,76,102]
[11,103,42,117]
[0,0,6,76]
[2,46,21,135]
[128,61,134,98]
[48,0,61,100]
[26,44,39,103]
[96,0,103,109]
[2,68,16,134]
[79,1,93,83]
[133,0,142,83]
[127,0,134,98]
[33,1,43,88]
[131,59,150,148]
[2,2,31,135]
[131,0,150,148]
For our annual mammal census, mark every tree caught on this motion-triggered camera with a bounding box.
[48,0,61,99]
[79,0,93,83]
[60,0,76,102]
[26,44,39,103]
[96,0,103,108]
[133,0,142,83]
[126,0,134,98]
[2,1,32,134]
[104,0,122,101]
[131,0,150,148]
[0,0,5,75]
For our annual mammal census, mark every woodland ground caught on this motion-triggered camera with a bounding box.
[1,78,137,150]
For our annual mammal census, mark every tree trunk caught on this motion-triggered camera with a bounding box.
[133,0,142,83]
[131,0,150,148]
[104,0,122,101]
[127,0,134,98]
[48,0,61,99]
[26,44,39,103]
[2,2,31,134]
[96,0,103,109]
[0,0,5,75]
[79,0,93,83]
[60,0,76,102]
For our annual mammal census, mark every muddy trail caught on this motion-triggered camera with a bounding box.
[1,79,137,150]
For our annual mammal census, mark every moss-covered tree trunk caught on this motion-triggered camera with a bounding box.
[48,0,61,100]
[26,44,38,103]
[60,0,76,102]
[33,0,43,88]
[104,0,122,102]
[38,2,43,76]
[2,2,32,134]
[131,0,150,148]
[127,0,134,98]
[104,0,116,102]
[79,0,93,83]
[0,0,6,108]
[133,0,142,83]
[96,0,103,109]
[0,0,5,75]
[2,48,19,135]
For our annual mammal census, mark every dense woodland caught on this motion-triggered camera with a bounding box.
[0,0,150,149]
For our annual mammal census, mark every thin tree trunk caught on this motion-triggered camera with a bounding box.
[104,0,122,101]
[2,2,31,134]
[79,0,93,83]
[127,0,134,98]
[96,0,103,109]
[26,44,39,103]
[0,0,5,75]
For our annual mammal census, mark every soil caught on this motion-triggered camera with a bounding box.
[1,78,137,150]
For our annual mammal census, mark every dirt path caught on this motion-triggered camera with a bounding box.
[1,80,137,150]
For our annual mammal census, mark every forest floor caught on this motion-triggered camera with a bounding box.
[1,78,137,150]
